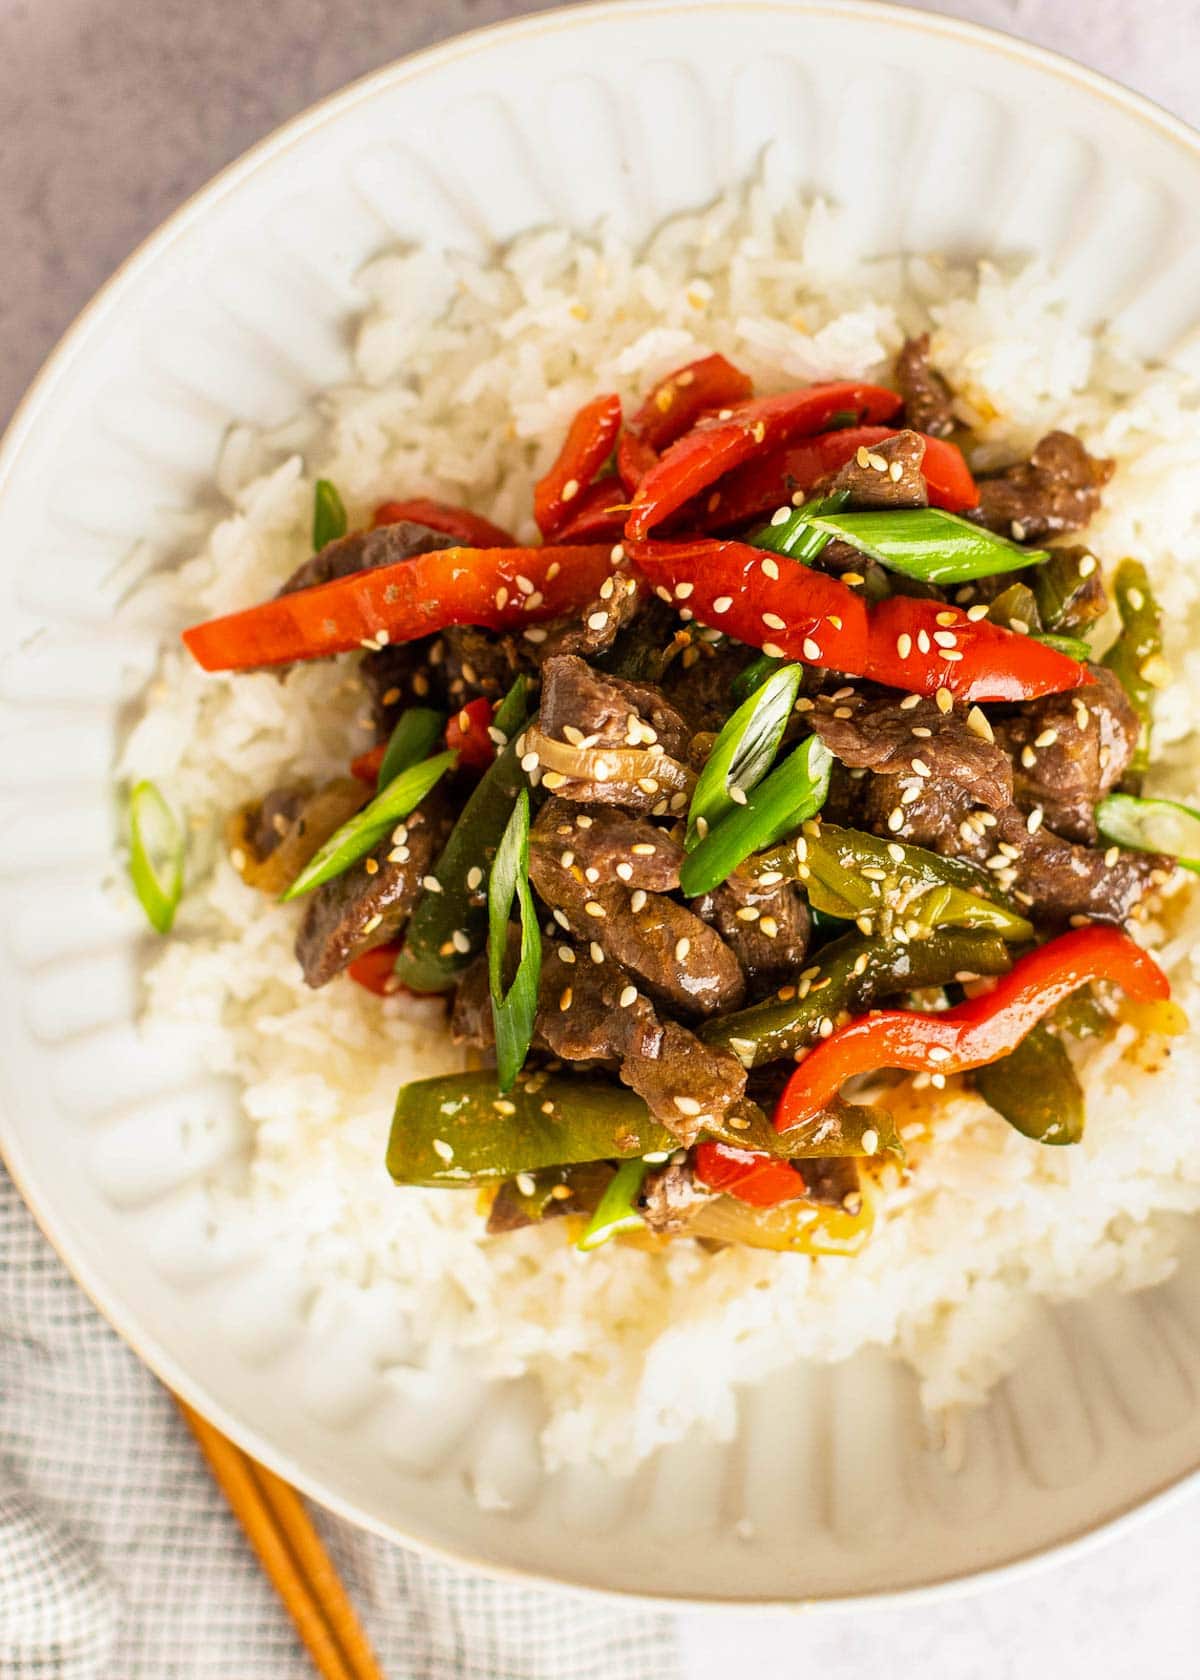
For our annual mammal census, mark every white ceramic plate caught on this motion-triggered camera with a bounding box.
[3,0,1200,1606]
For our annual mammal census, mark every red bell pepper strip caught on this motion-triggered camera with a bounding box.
[627,536,868,676]
[864,596,1092,703]
[628,537,1090,702]
[625,383,903,539]
[444,697,497,772]
[534,393,622,538]
[693,1141,809,1207]
[616,353,754,494]
[372,497,516,548]
[552,476,628,544]
[351,743,387,784]
[698,425,978,527]
[181,544,614,672]
[774,926,1169,1133]
[347,941,408,995]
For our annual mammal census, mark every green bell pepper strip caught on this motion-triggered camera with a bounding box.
[1102,559,1163,790]
[986,581,1041,633]
[1095,792,1200,874]
[1031,548,1106,634]
[577,1160,650,1250]
[678,734,833,898]
[387,1072,675,1185]
[312,478,347,550]
[699,928,1013,1069]
[975,1020,1084,1145]
[775,507,1049,585]
[685,662,803,849]
[757,823,1033,942]
[393,679,529,992]
[1034,632,1092,662]
[281,750,456,900]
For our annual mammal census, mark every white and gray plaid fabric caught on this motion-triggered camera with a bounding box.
[0,1169,677,1679]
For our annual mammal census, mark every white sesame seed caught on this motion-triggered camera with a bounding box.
[802,637,821,660]
[910,725,932,738]
[631,889,647,912]
[762,557,780,580]
[553,908,571,929]
[917,630,931,654]
[728,785,748,806]
[966,706,994,743]
[967,603,989,621]
[1034,728,1059,749]
[559,986,573,1011]
[599,576,615,600]
[674,1095,702,1116]
[941,649,964,662]
[861,1128,880,1155]
[432,1138,454,1163]
[587,611,609,631]
[1021,744,1037,769]
[466,866,483,890]
[763,642,786,659]
[1078,553,1097,577]
[590,941,604,963]
[1105,845,1120,867]
[769,507,790,527]
[451,929,471,953]
[542,771,567,790]
[900,694,922,710]
[561,477,580,502]
[896,633,913,658]
[1027,807,1044,834]
[422,874,442,893]
[887,808,905,833]
[735,906,760,922]
[584,900,605,918]
[911,757,931,778]
[362,913,383,935]
[935,611,958,627]
[935,687,953,714]
[933,630,957,648]
[712,596,732,614]
[675,581,694,599]
[762,612,786,630]
[616,862,633,881]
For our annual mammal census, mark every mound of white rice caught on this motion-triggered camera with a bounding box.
[120,184,1200,1471]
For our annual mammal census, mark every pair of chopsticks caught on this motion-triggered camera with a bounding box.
[177,1398,385,1680]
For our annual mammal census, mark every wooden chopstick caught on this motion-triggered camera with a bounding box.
[176,1398,386,1680]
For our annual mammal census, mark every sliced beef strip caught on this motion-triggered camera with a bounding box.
[895,334,956,439]
[529,655,694,814]
[295,791,452,987]
[278,520,454,596]
[529,803,746,1017]
[826,428,929,510]
[537,945,747,1140]
[994,667,1139,843]
[640,1159,711,1234]
[973,432,1114,542]
[535,798,683,892]
[807,692,1013,811]
[229,778,367,897]
[441,626,531,705]
[360,641,442,736]
[664,640,762,735]
[860,772,1168,925]
[693,867,811,994]
[532,564,643,663]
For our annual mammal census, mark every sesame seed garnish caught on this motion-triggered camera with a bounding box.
[561,477,580,502]
[818,1017,834,1038]
[675,581,694,599]
[735,906,760,922]
[757,870,784,886]
[935,687,953,714]
[364,857,380,875]
[637,777,660,795]
[630,889,647,913]
[432,1138,454,1163]
[835,706,855,720]
[917,630,931,654]
[911,725,932,738]
[422,874,442,893]
[900,694,922,710]
[542,771,567,790]
[1105,846,1120,867]
[599,576,615,601]
[911,757,931,778]
[762,557,780,579]
[896,633,913,658]
[728,786,748,806]
[933,630,957,649]
[450,928,471,953]
[842,571,865,586]
[861,865,887,881]
[861,1128,880,1154]
[966,706,994,743]
[927,1045,951,1063]
[901,784,922,804]
[553,908,571,930]
[616,862,633,881]
[769,508,789,528]
[1034,728,1059,749]
[589,941,604,963]
[559,986,573,1011]
[619,985,638,1008]
[558,945,575,964]
[887,807,905,832]
[762,612,786,630]
[930,1073,946,1090]
[524,626,548,644]
[1021,744,1037,769]
[495,586,509,611]
[761,642,785,658]
[674,1095,702,1116]
[855,446,871,468]
[1026,807,1044,834]
[584,900,605,918]
[587,611,609,630]
[802,638,821,660]
[966,603,989,622]
[520,751,539,773]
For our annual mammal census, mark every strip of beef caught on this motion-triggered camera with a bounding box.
[994,667,1139,843]
[537,945,747,1141]
[826,429,929,510]
[534,798,684,892]
[526,654,694,815]
[663,639,762,736]
[360,641,442,736]
[640,1159,711,1234]
[295,791,452,987]
[807,692,1013,810]
[974,432,1113,542]
[896,334,956,439]
[441,626,530,704]
[693,867,811,994]
[859,772,1168,924]
[278,520,454,596]
[531,563,643,662]
[529,801,745,1017]
[452,942,747,1141]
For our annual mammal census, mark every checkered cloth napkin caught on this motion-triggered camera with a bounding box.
[0,1171,677,1679]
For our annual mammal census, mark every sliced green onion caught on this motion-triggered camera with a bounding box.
[375,707,445,791]
[1096,793,1200,874]
[577,1159,649,1251]
[777,507,1048,584]
[312,479,347,550]
[1033,631,1092,662]
[488,788,542,1092]
[686,663,803,850]
[750,491,849,561]
[730,651,787,705]
[680,734,833,898]
[281,751,455,900]
[128,780,184,934]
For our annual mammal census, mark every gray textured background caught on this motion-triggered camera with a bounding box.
[3,1,1200,1675]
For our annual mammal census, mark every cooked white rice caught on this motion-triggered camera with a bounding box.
[119,184,1200,1471]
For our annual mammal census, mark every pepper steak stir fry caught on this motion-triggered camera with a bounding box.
[179,339,1191,1255]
